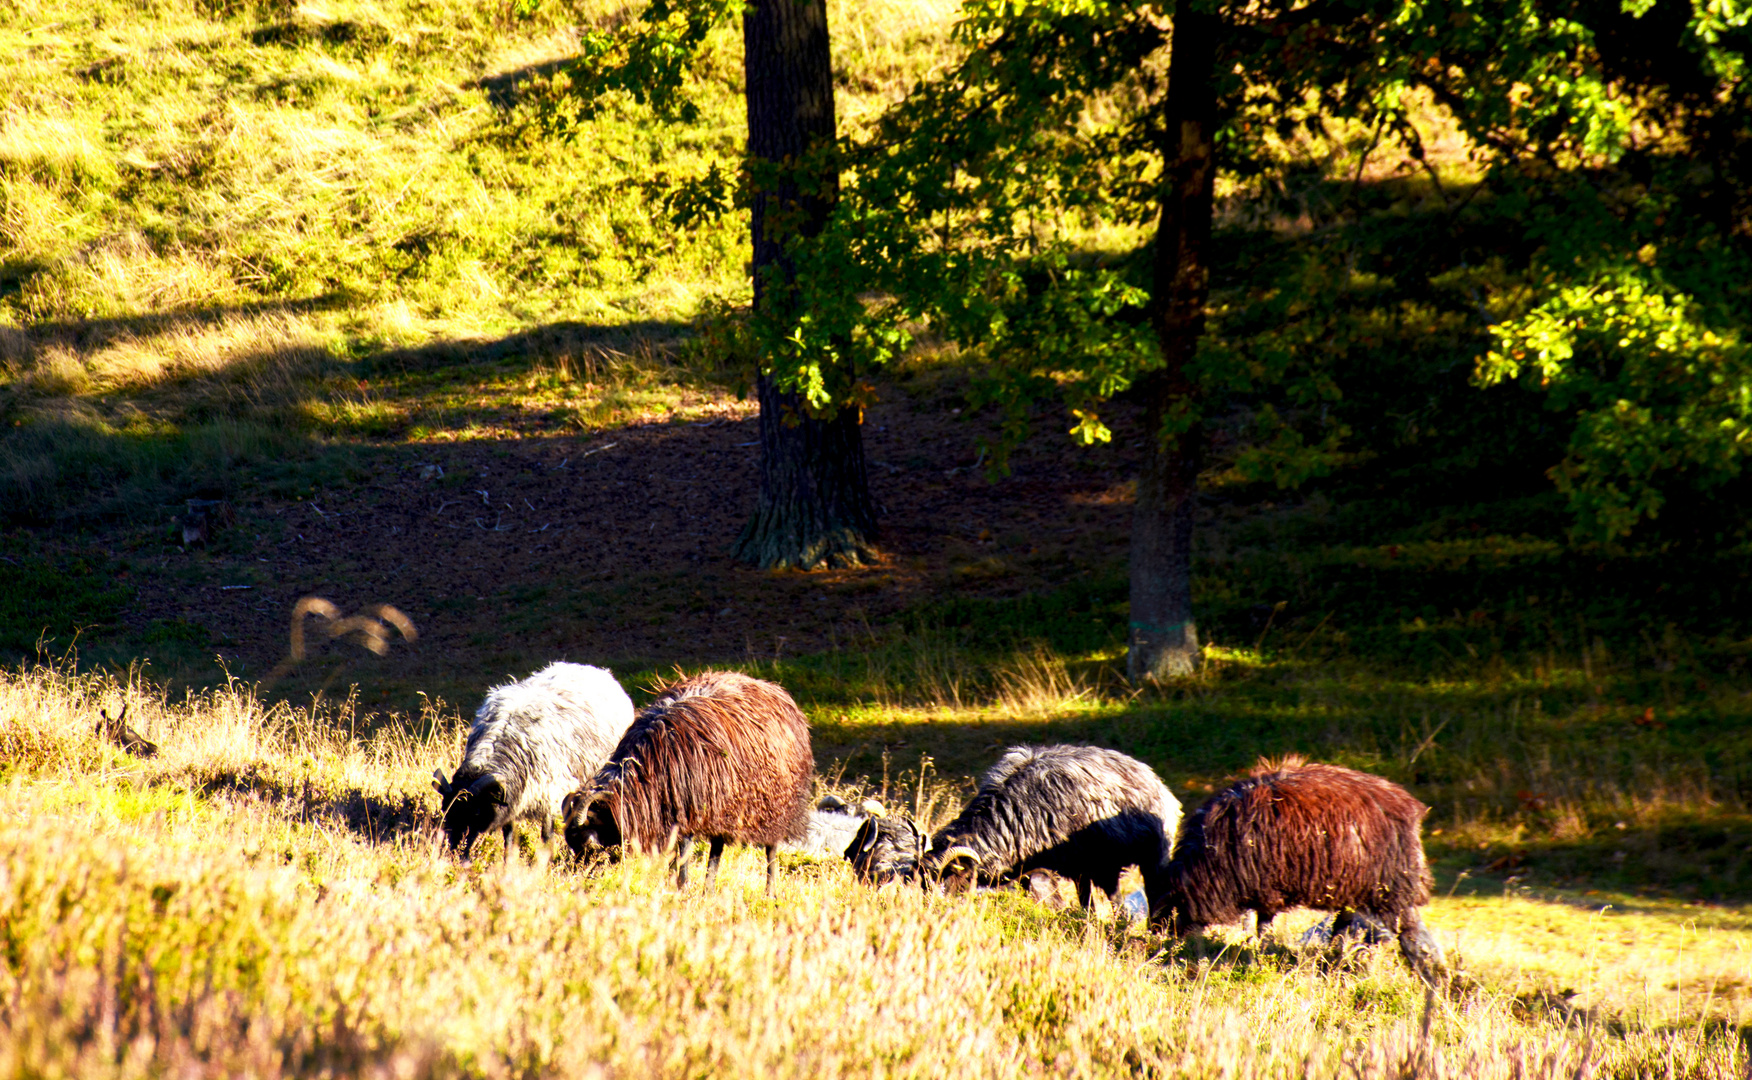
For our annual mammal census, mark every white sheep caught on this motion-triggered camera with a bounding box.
[432,662,635,863]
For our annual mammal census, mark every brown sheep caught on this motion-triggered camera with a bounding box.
[562,670,813,894]
[1151,756,1444,982]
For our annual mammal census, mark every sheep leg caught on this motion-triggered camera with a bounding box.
[501,824,514,865]
[675,836,693,887]
[764,845,777,897]
[1395,909,1446,986]
[704,837,725,889]
[1075,878,1094,910]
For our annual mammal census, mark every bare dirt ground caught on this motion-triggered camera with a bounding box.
[85,387,1146,713]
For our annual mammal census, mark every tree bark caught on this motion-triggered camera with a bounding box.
[731,0,878,570]
[1129,8,1219,682]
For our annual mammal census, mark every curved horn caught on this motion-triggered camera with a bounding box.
[843,817,878,864]
[934,844,979,869]
[468,774,506,806]
[561,790,587,823]
[432,769,452,796]
[930,844,981,879]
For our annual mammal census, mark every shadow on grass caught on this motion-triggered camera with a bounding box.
[196,762,436,845]
[1,313,696,526]
[364,318,693,372]
[471,57,579,112]
[14,293,354,352]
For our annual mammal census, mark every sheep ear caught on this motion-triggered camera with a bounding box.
[843,818,876,863]
[468,775,506,807]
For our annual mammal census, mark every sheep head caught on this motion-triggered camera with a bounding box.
[439,773,506,863]
[563,791,621,862]
[1148,881,1195,934]
[932,845,981,895]
[844,814,924,886]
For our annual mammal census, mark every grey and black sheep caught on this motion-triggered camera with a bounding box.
[1151,756,1445,981]
[844,812,927,885]
[852,744,1180,909]
[562,670,813,894]
[433,661,635,863]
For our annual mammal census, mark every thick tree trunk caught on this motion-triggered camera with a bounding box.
[1129,9,1219,682]
[731,0,878,570]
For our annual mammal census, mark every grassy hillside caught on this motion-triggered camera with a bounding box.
[0,0,954,525]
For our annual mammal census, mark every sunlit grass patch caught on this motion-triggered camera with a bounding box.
[6,663,1749,1078]
[1432,887,1752,1028]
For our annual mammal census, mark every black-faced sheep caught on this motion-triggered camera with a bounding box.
[432,662,635,863]
[562,670,813,895]
[1150,756,1444,981]
[844,812,927,885]
[913,744,1182,909]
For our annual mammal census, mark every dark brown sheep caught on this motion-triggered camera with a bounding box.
[562,670,813,894]
[1150,756,1444,981]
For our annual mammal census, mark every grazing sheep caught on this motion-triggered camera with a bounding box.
[432,662,635,864]
[920,744,1182,909]
[844,812,927,885]
[1150,756,1444,981]
[788,797,887,858]
[562,670,813,895]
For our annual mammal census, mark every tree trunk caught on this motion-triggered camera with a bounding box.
[1129,8,1219,682]
[732,0,878,570]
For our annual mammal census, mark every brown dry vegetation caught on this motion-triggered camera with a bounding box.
[3,665,1749,1079]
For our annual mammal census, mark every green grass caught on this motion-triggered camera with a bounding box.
[0,0,951,523]
[0,552,133,656]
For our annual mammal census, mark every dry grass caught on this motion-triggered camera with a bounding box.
[992,644,1103,717]
[3,664,1748,1078]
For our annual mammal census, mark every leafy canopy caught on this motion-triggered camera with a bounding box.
[556,0,1752,535]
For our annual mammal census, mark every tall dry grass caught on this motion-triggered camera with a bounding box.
[2,664,1748,1078]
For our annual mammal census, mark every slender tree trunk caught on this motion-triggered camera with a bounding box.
[1129,8,1219,682]
[731,0,878,570]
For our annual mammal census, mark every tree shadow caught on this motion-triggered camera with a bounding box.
[365,317,693,373]
[1,312,698,523]
[472,57,578,112]
[14,293,353,353]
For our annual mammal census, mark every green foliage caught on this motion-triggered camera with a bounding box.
[1480,261,1752,538]
[804,0,1752,532]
